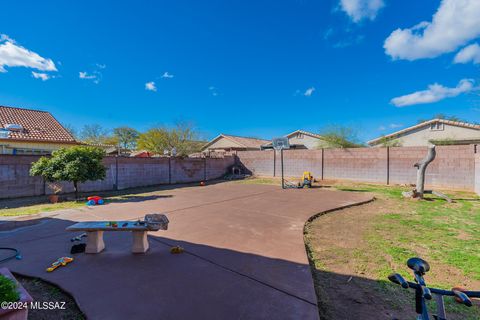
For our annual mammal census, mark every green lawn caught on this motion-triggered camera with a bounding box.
[0,186,173,217]
[0,201,86,217]
[328,183,480,319]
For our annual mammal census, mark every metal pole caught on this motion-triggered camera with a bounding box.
[203,157,207,181]
[114,156,119,190]
[168,157,172,185]
[273,150,276,177]
[281,148,284,189]
[386,147,390,185]
[321,148,324,180]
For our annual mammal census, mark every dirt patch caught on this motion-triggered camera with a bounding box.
[305,197,411,319]
[15,275,84,320]
[305,190,480,320]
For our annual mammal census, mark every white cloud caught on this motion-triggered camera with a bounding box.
[79,71,96,80]
[384,0,480,60]
[31,71,50,81]
[378,125,386,131]
[454,43,480,64]
[79,71,101,84]
[304,87,315,97]
[96,63,106,69]
[391,79,477,107]
[340,0,384,23]
[161,72,174,79]
[145,81,157,92]
[0,34,57,73]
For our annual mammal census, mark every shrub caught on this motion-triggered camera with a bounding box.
[30,146,106,198]
[0,275,20,303]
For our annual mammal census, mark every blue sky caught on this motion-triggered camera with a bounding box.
[1,0,479,142]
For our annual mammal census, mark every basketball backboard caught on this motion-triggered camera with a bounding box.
[272,137,290,150]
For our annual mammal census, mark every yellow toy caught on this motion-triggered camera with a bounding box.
[170,246,184,254]
[46,257,74,272]
[301,171,313,188]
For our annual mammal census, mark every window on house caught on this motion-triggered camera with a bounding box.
[430,122,444,131]
[297,133,304,139]
[14,148,51,155]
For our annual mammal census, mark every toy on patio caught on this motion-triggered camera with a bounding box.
[170,246,184,254]
[106,221,118,227]
[86,195,104,206]
[300,171,313,188]
[283,171,314,189]
[200,181,205,186]
[71,233,87,242]
[46,257,74,272]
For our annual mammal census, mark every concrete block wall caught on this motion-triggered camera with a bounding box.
[236,151,274,176]
[170,158,205,184]
[389,145,476,189]
[116,157,170,190]
[0,155,234,199]
[276,149,323,179]
[323,148,387,183]
[0,156,45,198]
[236,145,479,191]
[206,156,236,180]
[475,153,480,195]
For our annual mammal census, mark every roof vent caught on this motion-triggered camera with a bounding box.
[4,124,23,131]
[0,128,9,138]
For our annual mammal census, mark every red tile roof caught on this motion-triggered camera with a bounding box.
[0,106,77,143]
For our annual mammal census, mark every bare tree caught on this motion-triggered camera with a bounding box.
[137,122,202,156]
[80,124,110,144]
[403,146,436,199]
[318,125,363,148]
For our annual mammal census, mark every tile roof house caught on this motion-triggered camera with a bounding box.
[368,118,480,147]
[202,134,270,152]
[0,105,79,155]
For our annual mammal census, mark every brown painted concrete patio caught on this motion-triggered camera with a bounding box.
[0,182,372,320]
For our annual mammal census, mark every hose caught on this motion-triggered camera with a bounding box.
[0,247,22,264]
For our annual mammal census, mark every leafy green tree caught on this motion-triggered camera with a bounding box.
[113,126,139,150]
[137,122,202,156]
[318,125,363,148]
[30,146,106,199]
[80,124,110,144]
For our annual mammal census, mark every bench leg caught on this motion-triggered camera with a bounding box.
[85,231,105,253]
[132,231,149,253]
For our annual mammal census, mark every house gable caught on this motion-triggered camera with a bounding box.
[368,119,480,147]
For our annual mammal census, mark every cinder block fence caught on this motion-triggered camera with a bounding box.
[1,145,479,199]
[236,145,479,193]
[0,155,235,199]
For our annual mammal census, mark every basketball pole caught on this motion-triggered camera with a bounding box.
[281,148,285,189]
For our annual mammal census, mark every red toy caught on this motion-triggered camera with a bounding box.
[87,196,104,205]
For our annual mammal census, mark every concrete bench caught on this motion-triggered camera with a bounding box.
[66,215,169,254]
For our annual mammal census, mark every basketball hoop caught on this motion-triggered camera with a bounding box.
[272,137,290,150]
[272,137,290,189]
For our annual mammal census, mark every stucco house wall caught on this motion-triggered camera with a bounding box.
[0,140,78,154]
[287,133,324,149]
[371,121,480,147]
[205,137,245,151]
